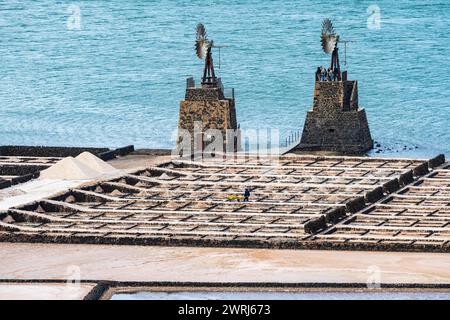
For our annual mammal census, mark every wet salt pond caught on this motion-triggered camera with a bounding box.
[111,291,450,300]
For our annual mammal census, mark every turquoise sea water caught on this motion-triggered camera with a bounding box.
[0,1,449,157]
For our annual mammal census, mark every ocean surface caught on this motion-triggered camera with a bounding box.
[0,1,449,158]
[111,290,450,300]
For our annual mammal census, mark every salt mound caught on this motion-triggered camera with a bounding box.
[137,191,147,197]
[75,152,117,174]
[39,152,119,181]
[2,215,15,224]
[39,157,101,180]
[135,181,148,187]
[110,189,123,197]
[65,195,76,203]
[159,173,172,180]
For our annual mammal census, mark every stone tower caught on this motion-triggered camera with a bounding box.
[177,23,239,156]
[297,72,373,154]
[178,77,238,153]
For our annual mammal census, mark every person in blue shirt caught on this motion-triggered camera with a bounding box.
[244,188,251,202]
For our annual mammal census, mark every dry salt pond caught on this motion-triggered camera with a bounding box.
[110,290,450,300]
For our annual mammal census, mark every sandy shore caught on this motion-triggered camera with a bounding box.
[1,243,450,284]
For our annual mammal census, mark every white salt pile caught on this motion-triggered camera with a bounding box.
[110,189,124,197]
[39,152,120,180]
[39,157,100,180]
[137,191,148,197]
[65,195,76,203]
[75,152,117,174]
[159,173,173,180]
[135,181,148,187]
[2,215,15,223]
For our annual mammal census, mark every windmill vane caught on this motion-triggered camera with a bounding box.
[195,23,213,60]
[320,18,343,81]
[321,18,339,54]
[194,23,229,85]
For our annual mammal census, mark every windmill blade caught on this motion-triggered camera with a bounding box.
[196,40,209,59]
[321,18,339,54]
[195,23,212,59]
[321,18,335,36]
[321,34,338,54]
[196,23,207,41]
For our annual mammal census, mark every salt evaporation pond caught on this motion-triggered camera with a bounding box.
[111,291,450,300]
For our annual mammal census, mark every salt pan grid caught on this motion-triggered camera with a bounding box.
[1,155,448,252]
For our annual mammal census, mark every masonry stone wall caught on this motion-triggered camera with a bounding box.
[179,100,235,132]
[185,87,226,101]
[298,79,373,154]
[178,86,238,151]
